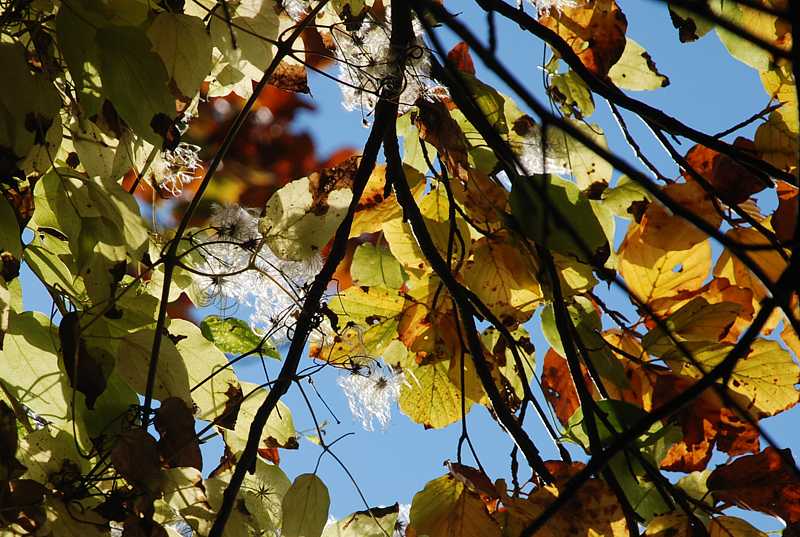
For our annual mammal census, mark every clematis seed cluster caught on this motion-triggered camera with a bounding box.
[337,365,404,432]
[195,204,321,343]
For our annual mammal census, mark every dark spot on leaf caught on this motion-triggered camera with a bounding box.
[66,152,80,168]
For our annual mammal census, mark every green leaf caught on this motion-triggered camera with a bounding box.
[0,43,61,160]
[547,121,614,190]
[281,473,330,537]
[70,119,117,179]
[259,175,353,262]
[18,428,87,484]
[55,0,102,115]
[322,504,399,537]
[223,381,298,452]
[95,26,175,145]
[714,1,781,72]
[608,38,670,91]
[511,174,610,265]
[200,315,279,358]
[409,475,501,537]
[23,235,86,302]
[668,4,714,43]
[0,312,70,427]
[117,328,192,404]
[242,459,292,532]
[549,69,595,117]
[209,0,279,85]
[602,175,652,219]
[541,296,627,389]
[169,319,242,423]
[350,243,406,289]
[147,13,213,98]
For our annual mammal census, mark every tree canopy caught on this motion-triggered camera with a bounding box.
[1,0,799,536]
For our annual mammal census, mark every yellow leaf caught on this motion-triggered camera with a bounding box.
[709,516,768,537]
[399,359,468,429]
[618,224,711,304]
[666,339,800,418]
[644,513,691,536]
[409,475,501,537]
[463,234,542,325]
[501,462,629,537]
[608,38,670,91]
[639,180,721,252]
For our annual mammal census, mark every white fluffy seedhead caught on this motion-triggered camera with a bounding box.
[337,365,404,431]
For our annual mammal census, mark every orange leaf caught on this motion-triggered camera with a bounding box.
[639,180,722,251]
[540,0,628,77]
[684,141,767,205]
[772,180,798,243]
[653,371,759,472]
[541,348,581,426]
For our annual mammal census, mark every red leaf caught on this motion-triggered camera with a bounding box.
[446,42,475,75]
[708,447,800,523]
[258,447,281,465]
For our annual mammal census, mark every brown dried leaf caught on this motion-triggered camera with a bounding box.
[772,180,798,243]
[154,397,202,471]
[269,62,309,94]
[111,429,161,489]
[707,447,800,523]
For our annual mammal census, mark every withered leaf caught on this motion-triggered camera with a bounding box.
[269,62,310,94]
[111,429,161,490]
[707,447,800,523]
[684,142,766,205]
[154,397,202,471]
[58,311,109,409]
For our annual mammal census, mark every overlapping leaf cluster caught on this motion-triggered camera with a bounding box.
[0,0,799,536]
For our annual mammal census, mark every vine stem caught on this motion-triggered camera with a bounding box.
[206,2,413,535]
[141,1,329,418]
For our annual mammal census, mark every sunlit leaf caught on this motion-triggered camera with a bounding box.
[200,315,279,358]
[409,474,501,537]
[282,473,330,537]
[608,38,670,91]
[95,25,176,145]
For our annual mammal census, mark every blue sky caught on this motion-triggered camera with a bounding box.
[18,0,796,528]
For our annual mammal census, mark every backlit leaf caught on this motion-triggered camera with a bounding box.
[147,13,213,98]
[95,26,175,145]
[409,475,501,537]
[608,38,670,91]
[282,473,330,537]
